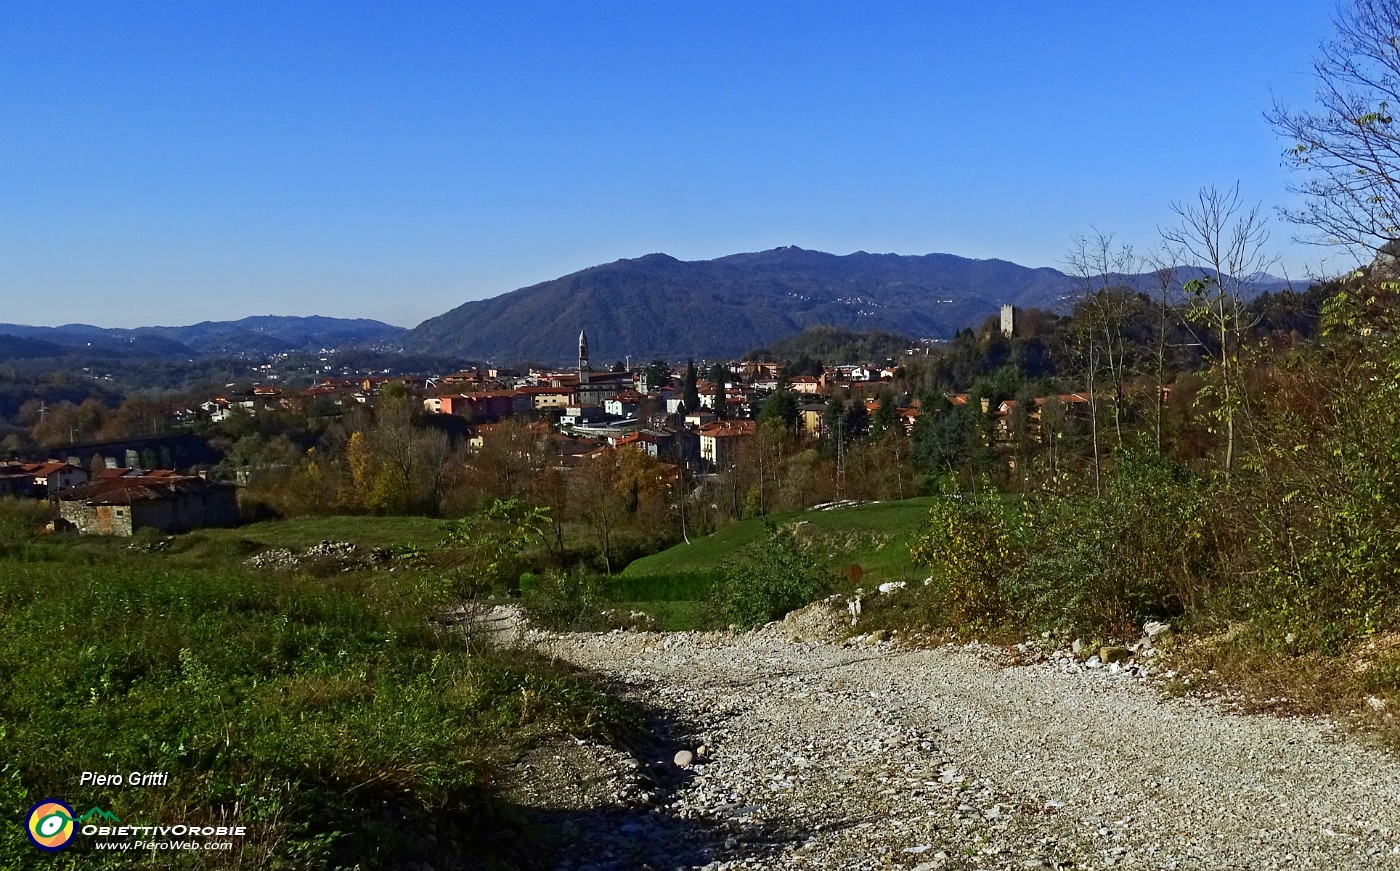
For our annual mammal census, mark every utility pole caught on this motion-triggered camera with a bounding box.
[836,416,846,500]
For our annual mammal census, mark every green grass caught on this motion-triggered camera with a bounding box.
[623,497,939,585]
[608,572,719,602]
[612,497,940,628]
[0,516,637,868]
[609,599,711,632]
[199,514,451,551]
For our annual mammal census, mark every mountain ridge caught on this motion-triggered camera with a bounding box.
[406,247,1292,364]
[0,315,408,359]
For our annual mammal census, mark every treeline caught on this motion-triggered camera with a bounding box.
[745,325,915,370]
[889,267,1400,673]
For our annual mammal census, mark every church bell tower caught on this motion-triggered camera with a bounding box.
[578,329,590,385]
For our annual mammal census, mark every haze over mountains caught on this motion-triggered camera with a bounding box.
[0,316,407,361]
[0,249,1294,365]
[406,247,1292,364]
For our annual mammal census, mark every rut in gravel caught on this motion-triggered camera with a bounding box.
[506,628,1400,871]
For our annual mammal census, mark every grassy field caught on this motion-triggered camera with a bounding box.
[0,506,637,869]
[195,514,451,551]
[613,497,939,628]
[622,497,938,583]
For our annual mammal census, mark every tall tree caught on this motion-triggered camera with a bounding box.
[1065,230,1137,496]
[469,417,550,502]
[1144,244,1188,455]
[1161,183,1273,486]
[708,363,728,419]
[821,397,844,456]
[570,449,628,575]
[759,377,800,434]
[869,389,898,439]
[844,400,868,441]
[1270,0,1400,254]
[643,359,670,392]
[681,359,700,414]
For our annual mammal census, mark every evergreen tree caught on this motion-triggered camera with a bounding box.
[644,359,670,391]
[911,393,981,480]
[707,363,730,419]
[845,400,868,441]
[822,397,844,456]
[682,360,700,413]
[869,389,898,438]
[759,374,800,433]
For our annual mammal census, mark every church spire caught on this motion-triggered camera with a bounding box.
[578,329,590,385]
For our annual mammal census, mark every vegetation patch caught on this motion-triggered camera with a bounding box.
[612,498,937,630]
[0,520,637,868]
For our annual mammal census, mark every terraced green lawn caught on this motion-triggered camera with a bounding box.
[614,497,939,627]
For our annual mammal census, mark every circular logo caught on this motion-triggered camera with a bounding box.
[25,799,76,852]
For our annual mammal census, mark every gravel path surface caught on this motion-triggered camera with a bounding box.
[513,627,1400,871]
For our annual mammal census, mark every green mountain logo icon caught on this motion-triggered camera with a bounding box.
[74,807,121,824]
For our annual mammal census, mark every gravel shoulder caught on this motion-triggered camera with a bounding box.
[507,626,1400,871]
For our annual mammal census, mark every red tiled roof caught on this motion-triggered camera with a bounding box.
[21,461,78,476]
[58,475,226,505]
[698,420,757,438]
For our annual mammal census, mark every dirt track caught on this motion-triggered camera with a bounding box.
[512,628,1400,870]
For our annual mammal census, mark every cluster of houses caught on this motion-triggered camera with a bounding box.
[0,459,237,537]
[5,327,1104,538]
[190,329,1100,475]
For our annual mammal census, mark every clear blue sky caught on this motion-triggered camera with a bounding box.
[0,1,1345,328]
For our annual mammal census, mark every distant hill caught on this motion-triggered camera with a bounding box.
[407,247,1294,364]
[748,326,916,366]
[0,334,75,362]
[0,316,407,358]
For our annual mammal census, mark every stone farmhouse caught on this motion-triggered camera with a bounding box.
[57,475,238,536]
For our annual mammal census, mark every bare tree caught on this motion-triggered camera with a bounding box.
[370,386,420,510]
[1143,243,1189,455]
[1064,229,1138,496]
[569,449,628,575]
[1270,0,1400,255]
[1161,183,1274,485]
[469,418,550,502]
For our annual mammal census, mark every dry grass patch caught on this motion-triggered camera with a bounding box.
[1171,627,1400,749]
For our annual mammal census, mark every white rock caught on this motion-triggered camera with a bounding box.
[1144,620,1171,638]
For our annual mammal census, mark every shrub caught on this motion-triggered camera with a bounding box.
[520,568,609,630]
[710,521,835,630]
[910,489,1025,630]
[441,498,550,596]
[0,497,52,556]
[1008,452,1208,636]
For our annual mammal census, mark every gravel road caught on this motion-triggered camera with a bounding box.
[511,625,1400,871]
